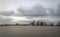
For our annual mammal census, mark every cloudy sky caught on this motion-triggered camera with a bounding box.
[0,0,60,24]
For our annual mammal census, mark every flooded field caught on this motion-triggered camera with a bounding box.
[0,26,60,37]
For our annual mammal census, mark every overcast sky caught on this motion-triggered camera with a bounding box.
[0,0,60,24]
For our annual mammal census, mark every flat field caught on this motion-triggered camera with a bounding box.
[0,26,60,37]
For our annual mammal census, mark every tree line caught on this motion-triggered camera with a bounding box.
[30,20,60,26]
[0,20,60,26]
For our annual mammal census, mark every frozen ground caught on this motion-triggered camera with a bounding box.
[0,26,60,37]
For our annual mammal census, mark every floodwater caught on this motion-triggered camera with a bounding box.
[0,26,60,37]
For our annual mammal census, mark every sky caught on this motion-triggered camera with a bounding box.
[0,0,60,24]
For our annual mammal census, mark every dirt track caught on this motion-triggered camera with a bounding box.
[0,26,60,37]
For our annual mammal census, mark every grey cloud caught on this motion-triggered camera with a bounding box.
[55,4,60,16]
[0,11,14,16]
[48,4,60,17]
[48,8,55,16]
[17,3,47,16]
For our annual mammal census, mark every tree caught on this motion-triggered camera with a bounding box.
[31,20,35,26]
[43,22,47,26]
[49,22,54,26]
[16,23,19,26]
[36,21,39,26]
[50,23,54,26]
[40,21,43,26]
[57,21,60,26]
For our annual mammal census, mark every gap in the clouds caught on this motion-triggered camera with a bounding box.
[9,16,60,24]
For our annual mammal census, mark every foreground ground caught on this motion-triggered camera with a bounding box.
[0,26,60,37]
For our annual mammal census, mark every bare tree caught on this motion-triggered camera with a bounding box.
[40,21,43,26]
[57,21,60,26]
[16,23,19,26]
[31,20,35,26]
[36,21,39,26]
[50,23,54,26]
[49,22,54,26]
[43,22,47,26]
